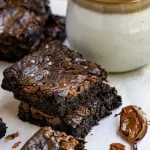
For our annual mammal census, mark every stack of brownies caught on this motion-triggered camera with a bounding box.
[2,40,122,138]
[0,0,66,62]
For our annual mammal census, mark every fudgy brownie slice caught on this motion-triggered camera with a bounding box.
[2,40,108,116]
[21,127,85,150]
[0,0,50,62]
[18,102,111,138]
[0,14,66,62]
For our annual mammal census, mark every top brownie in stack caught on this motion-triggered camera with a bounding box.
[0,0,50,61]
[2,40,108,117]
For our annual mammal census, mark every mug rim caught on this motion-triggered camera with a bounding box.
[82,0,140,5]
[71,0,150,14]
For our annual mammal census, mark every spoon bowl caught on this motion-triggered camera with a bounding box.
[118,105,148,150]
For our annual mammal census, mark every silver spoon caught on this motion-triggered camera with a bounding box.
[117,105,148,150]
[133,143,137,150]
[132,124,148,150]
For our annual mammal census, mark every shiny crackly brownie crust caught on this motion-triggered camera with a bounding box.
[18,83,122,138]
[21,127,85,150]
[2,40,108,117]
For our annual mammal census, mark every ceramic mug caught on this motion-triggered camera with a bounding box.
[66,0,150,72]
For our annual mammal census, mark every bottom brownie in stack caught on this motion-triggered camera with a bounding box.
[18,102,108,138]
[18,83,122,138]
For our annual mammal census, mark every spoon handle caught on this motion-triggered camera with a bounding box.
[133,143,138,150]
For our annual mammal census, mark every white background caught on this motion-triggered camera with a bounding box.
[0,0,150,149]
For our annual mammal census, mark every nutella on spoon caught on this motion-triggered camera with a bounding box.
[119,105,148,144]
[117,105,148,150]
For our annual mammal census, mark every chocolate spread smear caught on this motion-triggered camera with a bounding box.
[119,105,148,144]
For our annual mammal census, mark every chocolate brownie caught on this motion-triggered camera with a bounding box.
[18,102,110,138]
[2,40,108,117]
[0,118,7,139]
[0,0,66,62]
[21,127,85,150]
[0,0,50,61]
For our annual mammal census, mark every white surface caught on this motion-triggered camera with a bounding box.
[66,0,150,72]
[0,0,150,150]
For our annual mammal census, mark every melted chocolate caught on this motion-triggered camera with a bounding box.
[119,105,148,144]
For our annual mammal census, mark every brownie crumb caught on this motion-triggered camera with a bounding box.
[5,131,19,142]
[12,141,21,149]
[110,143,126,150]
[0,118,7,139]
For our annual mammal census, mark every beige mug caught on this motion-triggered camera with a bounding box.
[66,0,150,72]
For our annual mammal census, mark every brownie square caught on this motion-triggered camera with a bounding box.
[18,83,122,138]
[0,0,66,62]
[0,14,66,62]
[18,102,110,138]
[0,0,50,61]
[21,127,85,150]
[2,40,108,117]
